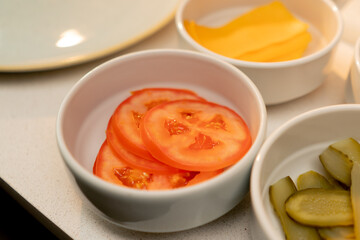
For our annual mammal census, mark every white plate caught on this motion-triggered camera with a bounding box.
[0,0,179,72]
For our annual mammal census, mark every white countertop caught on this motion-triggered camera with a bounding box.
[0,1,359,239]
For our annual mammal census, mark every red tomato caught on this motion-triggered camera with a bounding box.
[187,170,223,186]
[93,141,218,190]
[110,88,205,160]
[147,172,198,190]
[140,99,252,171]
[106,116,180,174]
[93,141,128,187]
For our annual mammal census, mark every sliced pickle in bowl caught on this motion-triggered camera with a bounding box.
[269,176,321,239]
[296,170,334,190]
[319,146,353,187]
[296,170,355,237]
[317,226,355,239]
[268,138,360,239]
[285,188,353,227]
[331,138,360,163]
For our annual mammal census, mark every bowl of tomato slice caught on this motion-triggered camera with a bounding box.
[56,49,267,232]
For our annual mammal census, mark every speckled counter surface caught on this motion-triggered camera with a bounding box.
[0,1,358,239]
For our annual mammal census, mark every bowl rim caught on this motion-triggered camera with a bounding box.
[250,104,360,239]
[175,0,344,69]
[56,48,267,200]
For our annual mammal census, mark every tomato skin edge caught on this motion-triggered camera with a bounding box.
[112,109,155,161]
[141,124,251,171]
[106,117,182,175]
[93,140,126,187]
[139,100,252,172]
[130,88,206,101]
[111,88,206,160]
[187,169,224,186]
[94,141,224,189]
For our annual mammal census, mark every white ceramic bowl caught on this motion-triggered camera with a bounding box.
[176,0,343,105]
[351,37,360,103]
[56,49,267,232]
[250,104,360,239]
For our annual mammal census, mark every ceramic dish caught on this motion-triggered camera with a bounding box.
[176,0,343,105]
[351,37,360,103]
[0,0,179,72]
[250,104,360,239]
[56,49,267,232]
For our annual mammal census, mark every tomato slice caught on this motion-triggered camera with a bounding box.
[140,99,252,171]
[187,170,223,186]
[106,116,180,174]
[111,88,205,160]
[93,141,128,187]
[93,141,218,190]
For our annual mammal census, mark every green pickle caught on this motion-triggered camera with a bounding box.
[269,176,321,239]
[318,226,355,239]
[319,146,353,186]
[285,188,353,227]
[331,138,360,163]
[297,170,354,237]
[269,138,360,239]
[325,172,346,190]
[297,170,334,190]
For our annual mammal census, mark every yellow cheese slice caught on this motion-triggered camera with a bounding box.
[269,45,307,62]
[237,31,311,62]
[184,1,311,62]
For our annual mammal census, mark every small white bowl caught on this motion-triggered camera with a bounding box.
[176,0,343,105]
[250,104,360,239]
[56,49,267,232]
[351,38,360,103]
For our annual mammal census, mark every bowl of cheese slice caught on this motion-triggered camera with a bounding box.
[176,0,343,105]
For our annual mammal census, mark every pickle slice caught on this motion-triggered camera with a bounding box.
[269,176,321,239]
[297,170,333,190]
[285,188,353,227]
[319,147,353,186]
[326,172,346,190]
[331,138,360,163]
[318,226,355,239]
[351,161,360,239]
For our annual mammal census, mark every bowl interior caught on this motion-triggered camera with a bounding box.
[59,50,265,177]
[177,0,340,61]
[251,105,360,239]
